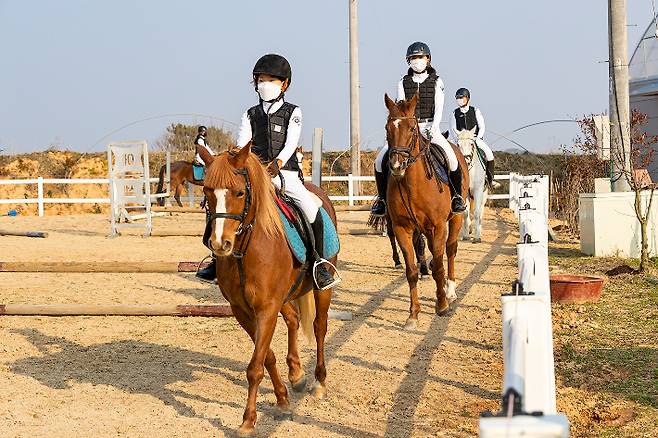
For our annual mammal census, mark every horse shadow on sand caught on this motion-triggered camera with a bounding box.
[8,328,278,433]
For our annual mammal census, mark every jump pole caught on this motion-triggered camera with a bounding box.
[0,229,48,238]
[0,261,210,273]
[0,304,232,317]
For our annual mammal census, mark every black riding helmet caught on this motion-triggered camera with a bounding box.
[406,41,431,59]
[198,125,207,135]
[455,88,471,99]
[252,54,292,88]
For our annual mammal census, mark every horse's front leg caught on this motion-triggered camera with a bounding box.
[472,190,485,243]
[394,225,420,330]
[430,224,449,315]
[236,304,282,436]
[461,196,471,241]
[174,184,183,208]
[311,288,332,399]
[414,231,429,277]
[445,213,463,308]
[280,302,306,392]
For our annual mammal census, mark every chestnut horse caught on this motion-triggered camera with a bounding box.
[155,161,203,207]
[201,144,336,436]
[384,93,468,329]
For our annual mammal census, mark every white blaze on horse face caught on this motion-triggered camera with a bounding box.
[393,119,401,129]
[213,189,228,242]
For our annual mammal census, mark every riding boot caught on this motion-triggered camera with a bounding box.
[449,166,467,213]
[371,170,387,216]
[486,160,501,189]
[196,256,217,283]
[197,195,217,283]
[485,160,495,186]
[311,211,341,290]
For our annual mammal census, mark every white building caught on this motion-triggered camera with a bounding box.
[629,17,658,180]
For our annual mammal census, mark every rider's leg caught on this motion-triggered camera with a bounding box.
[433,135,467,213]
[476,138,499,188]
[274,171,340,290]
[196,196,217,283]
[371,146,389,216]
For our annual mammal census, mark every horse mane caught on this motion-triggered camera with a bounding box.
[204,152,283,240]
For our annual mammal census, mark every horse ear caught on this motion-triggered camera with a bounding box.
[408,93,419,114]
[230,142,251,168]
[384,93,396,112]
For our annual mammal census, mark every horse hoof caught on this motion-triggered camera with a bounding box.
[311,380,326,399]
[274,408,293,421]
[461,236,470,242]
[404,318,418,330]
[394,263,403,269]
[237,424,256,437]
[290,374,307,393]
[472,238,482,244]
[435,303,450,316]
[419,264,430,277]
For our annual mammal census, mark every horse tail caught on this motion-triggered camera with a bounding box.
[155,165,167,206]
[294,291,316,346]
[367,213,386,231]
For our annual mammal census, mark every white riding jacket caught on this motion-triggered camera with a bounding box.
[449,105,494,162]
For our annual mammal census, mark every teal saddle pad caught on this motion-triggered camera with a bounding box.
[193,164,205,181]
[277,206,340,264]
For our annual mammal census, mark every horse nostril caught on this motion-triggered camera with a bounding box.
[221,240,233,252]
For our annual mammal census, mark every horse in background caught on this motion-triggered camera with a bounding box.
[456,127,488,243]
[155,161,203,207]
[384,93,468,329]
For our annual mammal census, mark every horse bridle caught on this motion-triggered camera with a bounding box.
[387,116,428,172]
[202,167,253,252]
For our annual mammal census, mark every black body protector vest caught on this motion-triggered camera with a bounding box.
[247,101,300,172]
[194,134,206,147]
[454,106,479,136]
[402,72,438,121]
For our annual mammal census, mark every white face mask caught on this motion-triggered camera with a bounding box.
[409,58,428,73]
[456,98,468,107]
[257,81,282,102]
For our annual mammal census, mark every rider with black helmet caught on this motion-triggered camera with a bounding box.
[193,125,215,167]
[450,88,499,188]
[372,41,467,215]
[195,125,221,282]
[233,53,340,291]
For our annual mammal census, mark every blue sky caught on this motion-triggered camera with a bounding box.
[0,1,654,155]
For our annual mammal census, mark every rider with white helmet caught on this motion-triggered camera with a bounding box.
[450,88,499,188]
[372,41,466,216]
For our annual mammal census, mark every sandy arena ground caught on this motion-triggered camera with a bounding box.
[0,210,516,437]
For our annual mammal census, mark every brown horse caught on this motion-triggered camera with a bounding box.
[384,93,468,329]
[201,144,336,436]
[155,161,203,207]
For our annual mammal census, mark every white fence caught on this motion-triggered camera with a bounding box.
[479,174,569,438]
[0,173,514,215]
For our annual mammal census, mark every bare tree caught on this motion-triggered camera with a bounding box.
[612,110,658,272]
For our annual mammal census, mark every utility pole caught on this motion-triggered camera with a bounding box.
[608,0,632,191]
[349,0,361,194]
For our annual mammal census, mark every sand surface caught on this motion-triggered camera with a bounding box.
[0,210,515,437]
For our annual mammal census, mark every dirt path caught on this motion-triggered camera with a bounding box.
[0,210,516,437]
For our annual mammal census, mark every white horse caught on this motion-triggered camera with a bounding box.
[456,127,488,243]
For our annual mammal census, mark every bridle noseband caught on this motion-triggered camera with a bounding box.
[388,116,428,172]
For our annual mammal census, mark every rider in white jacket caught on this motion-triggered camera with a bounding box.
[449,88,499,188]
[372,41,466,216]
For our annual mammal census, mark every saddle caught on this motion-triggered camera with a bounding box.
[424,143,450,185]
[274,192,340,264]
[192,164,205,181]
